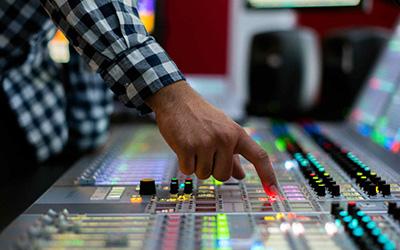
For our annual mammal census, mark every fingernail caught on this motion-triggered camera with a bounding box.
[269,185,279,196]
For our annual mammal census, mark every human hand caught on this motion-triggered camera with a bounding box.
[146,81,278,196]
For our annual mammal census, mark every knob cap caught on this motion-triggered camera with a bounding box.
[139,179,156,195]
[388,202,397,215]
[368,184,377,196]
[394,207,400,221]
[331,184,340,197]
[363,180,372,191]
[348,201,358,217]
[331,202,340,217]
[317,184,326,196]
[382,184,391,196]
[184,178,193,194]
[170,178,179,194]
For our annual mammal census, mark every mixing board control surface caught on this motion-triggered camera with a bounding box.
[1,119,400,250]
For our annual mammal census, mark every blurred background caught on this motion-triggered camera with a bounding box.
[49,0,400,122]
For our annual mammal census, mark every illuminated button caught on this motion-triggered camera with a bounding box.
[348,219,358,230]
[352,227,364,239]
[383,242,396,250]
[264,216,275,221]
[356,211,366,219]
[339,211,349,221]
[130,195,142,203]
[377,234,390,246]
[276,213,285,220]
[366,221,377,232]
[371,228,381,240]
[287,213,296,220]
[360,216,371,227]
[139,179,156,195]
[343,215,352,224]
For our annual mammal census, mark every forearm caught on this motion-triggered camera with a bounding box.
[41,0,185,114]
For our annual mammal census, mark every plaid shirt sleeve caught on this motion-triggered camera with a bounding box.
[40,0,185,115]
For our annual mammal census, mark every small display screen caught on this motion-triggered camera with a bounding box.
[350,21,400,153]
[247,0,362,8]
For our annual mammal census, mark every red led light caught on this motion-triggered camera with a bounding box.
[392,142,400,153]
[310,173,316,177]
[269,196,278,202]
[297,216,308,221]
[349,201,356,206]
[288,213,297,220]
[323,142,331,150]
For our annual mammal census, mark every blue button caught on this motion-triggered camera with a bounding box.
[371,228,381,237]
[378,234,389,245]
[343,216,353,223]
[356,211,366,217]
[366,221,376,230]
[353,227,364,237]
[361,216,371,224]
[383,241,396,250]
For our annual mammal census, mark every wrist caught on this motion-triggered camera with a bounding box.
[145,80,197,114]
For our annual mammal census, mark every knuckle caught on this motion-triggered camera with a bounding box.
[196,166,212,180]
[214,174,230,182]
[255,149,269,161]
[199,137,214,149]
[180,168,194,176]
[218,131,232,147]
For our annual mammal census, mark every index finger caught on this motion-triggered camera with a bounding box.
[234,130,278,196]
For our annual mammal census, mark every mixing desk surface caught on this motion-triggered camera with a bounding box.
[1,118,400,250]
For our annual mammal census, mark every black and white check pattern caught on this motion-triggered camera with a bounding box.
[0,0,185,161]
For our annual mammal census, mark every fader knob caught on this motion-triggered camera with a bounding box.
[363,180,372,191]
[331,202,340,217]
[377,180,386,190]
[388,202,397,215]
[170,178,179,194]
[184,178,193,194]
[394,207,400,221]
[368,184,377,196]
[348,202,358,217]
[382,184,391,196]
[139,179,156,195]
[331,185,340,197]
[317,184,326,196]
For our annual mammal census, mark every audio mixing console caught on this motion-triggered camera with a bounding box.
[1,118,400,250]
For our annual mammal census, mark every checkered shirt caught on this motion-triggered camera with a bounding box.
[0,0,185,162]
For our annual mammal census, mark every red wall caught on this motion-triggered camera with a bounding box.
[163,0,229,75]
[163,0,399,75]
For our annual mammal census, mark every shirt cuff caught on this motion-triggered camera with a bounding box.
[98,38,186,115]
